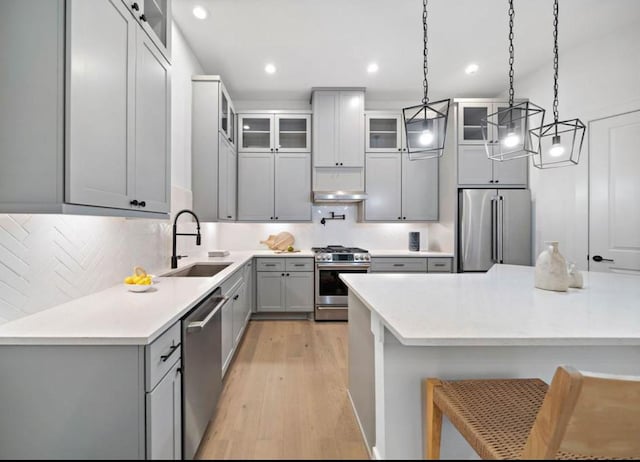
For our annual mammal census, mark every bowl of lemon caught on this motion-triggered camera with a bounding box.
[124,266,155,292]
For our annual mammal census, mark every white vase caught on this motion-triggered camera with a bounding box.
[535,241,570,292]
[567,263,584,289]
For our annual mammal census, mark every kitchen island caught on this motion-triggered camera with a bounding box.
[341,264,640,459]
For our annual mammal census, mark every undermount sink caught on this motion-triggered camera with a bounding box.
[163,263,231,278]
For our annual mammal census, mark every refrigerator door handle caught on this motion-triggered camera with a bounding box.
[498,196,505,263]
[491,198,498,262]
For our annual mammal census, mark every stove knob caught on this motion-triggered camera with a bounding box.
[355,255,361,261]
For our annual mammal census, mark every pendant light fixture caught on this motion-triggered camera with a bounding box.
[481,0,545,162]
[531,0,585,168]
[402,0,450,160]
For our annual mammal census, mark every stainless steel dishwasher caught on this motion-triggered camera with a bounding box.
[182,288,228,460]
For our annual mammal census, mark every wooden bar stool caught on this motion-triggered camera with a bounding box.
[424,366,640,459]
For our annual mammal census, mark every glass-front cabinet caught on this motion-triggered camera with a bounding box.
[366,113,403,152]
[239,112,311,153]
[219,84,236,149]
[457,102,492,144]
[128,0,171,62]
[238,114,274,152]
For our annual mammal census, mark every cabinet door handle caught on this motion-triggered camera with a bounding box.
[393,263,405,267]
[227,215,232,219]
[160,344,180,362]
[495,180,499,183]
[281,273,285,276]
[293,264,305,267]
[265,263,276,267]
[271,148,274,152]
[403,217,406,220]
[340,162,344,166]
[335,162,339,166]
[434,263,446,267]
[398,148,402,151]
[139,201,146,208]
[131,2,139,11]
[233,294,239,301]
[489,180,494,183]
[275,148,279,152]
[130,199,139,206]
[139,14,147,22]
[286,273,290,276]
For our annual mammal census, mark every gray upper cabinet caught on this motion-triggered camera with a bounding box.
[365,153,402,221]
[219,84,236,150]
[123,0,172,63]
[238,152,275,221]
[456,101,528,187]
[238,113,311,153]
[402,154,438,221]
[275,153,311,221]
[364,153,438,222]
[366,113,403,153]
[192,76,238,222]
[134,28,170,213]
[312,90,365,168]
[66,0,137,211]
[0,0,171,217]
[237,151,311,222]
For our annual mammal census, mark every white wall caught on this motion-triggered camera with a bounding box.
[511,22,640,269]
[0,24,204,324]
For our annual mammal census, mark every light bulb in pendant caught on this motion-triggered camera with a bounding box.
[503,130,520,148]
[419,130,434,146]
[549,135,565,157]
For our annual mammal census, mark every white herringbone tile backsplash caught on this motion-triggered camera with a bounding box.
[0,214,178,324]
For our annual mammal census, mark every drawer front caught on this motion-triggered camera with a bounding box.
[221,268,244,296]
[256,258,285,272]
[427,258,453,273]
[371,257,427,273]
[146,322,181,392]
[285,258,314,272]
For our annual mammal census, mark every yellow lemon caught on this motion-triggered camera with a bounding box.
[140,278,152,286]
[124,276,135,284]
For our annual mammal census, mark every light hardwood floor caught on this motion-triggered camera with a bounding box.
[196,320,369,460]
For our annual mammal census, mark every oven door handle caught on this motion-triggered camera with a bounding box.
[316,264,371,270]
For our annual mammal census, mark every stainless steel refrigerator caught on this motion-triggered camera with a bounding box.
[459,189,532,272]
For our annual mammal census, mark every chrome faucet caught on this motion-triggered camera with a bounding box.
[171,209,201,269]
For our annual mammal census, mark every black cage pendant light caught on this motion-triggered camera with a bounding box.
[481,0,545,162]
[402,0,450,160]
[531,0,585,168]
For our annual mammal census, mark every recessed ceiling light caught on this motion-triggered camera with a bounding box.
[465,63,479,75]
[192,6,208,19]
[367,62,379,73]
[265,63,276,74]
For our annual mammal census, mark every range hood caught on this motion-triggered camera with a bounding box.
[313,191,368,203]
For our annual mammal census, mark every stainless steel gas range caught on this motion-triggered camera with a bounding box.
[312,246,371,321]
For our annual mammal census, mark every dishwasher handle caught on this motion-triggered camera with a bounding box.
[187,296,228,333]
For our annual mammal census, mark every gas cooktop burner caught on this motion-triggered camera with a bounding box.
[311,245,369,254]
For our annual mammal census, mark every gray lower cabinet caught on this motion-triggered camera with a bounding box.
[370,257,453,273]
[0,322,182,459]
[0,0,171,217]
[146,359,182,460]
[232,281,248,345]
[238,152,311,222]
[256,271,285,312]
[221,287,234,371]
[364,153,438,221]
[256,258,314,312]
[221,262,253,375]
[219,137,237,221]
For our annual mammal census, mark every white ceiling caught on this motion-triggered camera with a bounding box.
[173,0,640,103]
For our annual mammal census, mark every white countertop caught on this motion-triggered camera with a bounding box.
[341,264,640,347]
[0,248,450,346]
[0,250,314,346]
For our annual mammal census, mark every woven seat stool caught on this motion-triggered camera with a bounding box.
[424,366,640,460]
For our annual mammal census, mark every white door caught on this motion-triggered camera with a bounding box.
[275,153,311,221]
[237,152,274,221]
[589,110,640,274]
[365,153,402,221]
[66,0,136,210]
[134,30,170,213]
